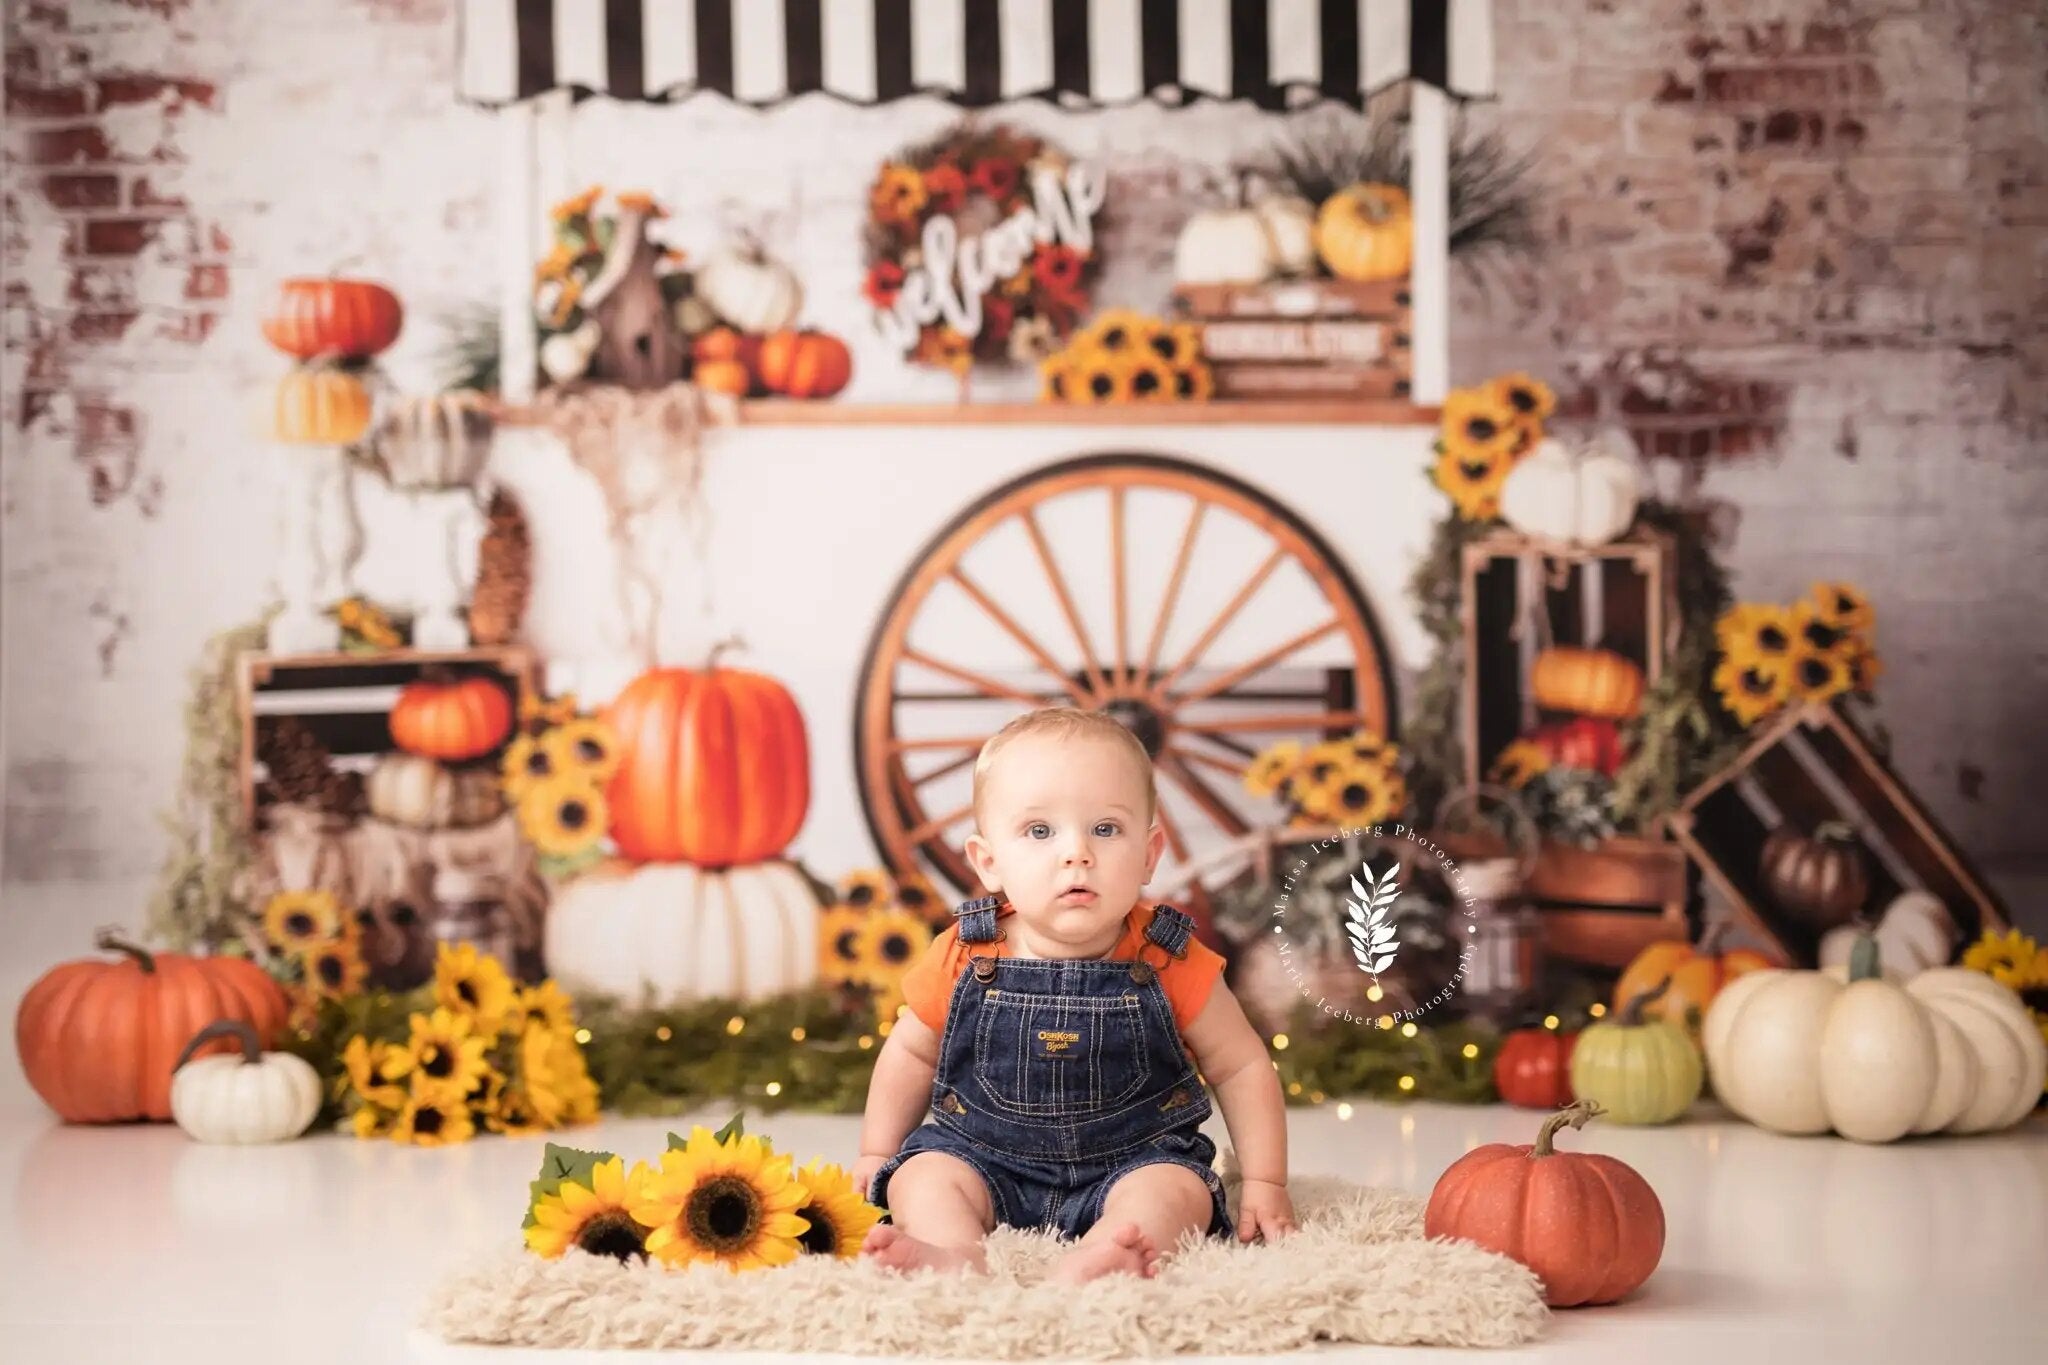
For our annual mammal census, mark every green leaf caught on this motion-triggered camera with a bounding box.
[521,1141,615,1230]
[714,1111,745,1144]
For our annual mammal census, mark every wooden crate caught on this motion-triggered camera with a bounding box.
[235,647,538,825]
[1458,529,1677,792]
[1173,278,1411,403]
[1667,700,2011,966]
[1434,830,1691,969]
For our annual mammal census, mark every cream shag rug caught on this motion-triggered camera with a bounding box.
[423,1145,1548,1356]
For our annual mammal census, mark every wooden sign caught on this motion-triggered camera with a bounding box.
[1174,277,1412,403]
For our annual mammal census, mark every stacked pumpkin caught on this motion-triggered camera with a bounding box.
[265,275,404,447]
[1487,644,1646,843]
[682,241,851,401]
[542,645,823,1007]
[376,673,515,829]
[1173,182,1412,288]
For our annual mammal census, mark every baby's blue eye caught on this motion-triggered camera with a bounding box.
[1026,822,1052,839]
[1094,821,1120,837]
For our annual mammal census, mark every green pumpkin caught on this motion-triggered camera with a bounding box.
[1568,976,1703,1124]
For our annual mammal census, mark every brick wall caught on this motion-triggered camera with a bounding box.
[4,1,2043,927]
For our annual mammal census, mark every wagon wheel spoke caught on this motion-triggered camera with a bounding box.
[1158,751,1252,837]
[1155,796,1191,863]
[1177,709,1367,734]
[906,801,976,845]
[910,751,978,785]
[889,734,995,753]
[949,566,1092,706]
[1110,485,1129,691]
[1167,744,1249,783]
[901,649,1050,707]
[1018,510,1111,700]
[1138,500,1206,690]
[1151,546,1288,702]
[1167,617,1344,707]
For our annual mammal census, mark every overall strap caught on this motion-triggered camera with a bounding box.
[1141,903,1194,959]
[952,894,1004,944]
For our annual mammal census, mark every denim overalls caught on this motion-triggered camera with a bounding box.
[870,894,1235,1243]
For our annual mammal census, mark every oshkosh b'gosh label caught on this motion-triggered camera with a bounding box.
[1036,1028,1081,1056]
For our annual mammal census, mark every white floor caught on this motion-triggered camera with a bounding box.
[0,1094,2042,1364]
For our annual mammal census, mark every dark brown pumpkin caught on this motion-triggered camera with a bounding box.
[1759,821,1870,931]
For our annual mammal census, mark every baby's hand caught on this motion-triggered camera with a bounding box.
[852,1152,892,1200]
[1235,1179,1298,1244]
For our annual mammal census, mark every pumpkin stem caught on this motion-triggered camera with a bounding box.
[1849,932,1883,983]
[1695,920,1731,958]
[1814,819,1858,845]
[94,928,156,974]
[1617,974,1674,1026]
[172,1018,265,1072]
[1532,1099,1605,1157]
[703,634,746,671]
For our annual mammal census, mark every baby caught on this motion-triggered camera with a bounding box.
[856,707,1296,1284]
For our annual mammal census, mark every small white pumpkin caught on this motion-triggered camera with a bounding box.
[1500,432,1643,547]
[539,318,601,383]
[169,1020,322,1144]
[1252,195,1318,277]
[371,390,493,491]
[1173,207,1277,286]
[544,858,821,1006]
[1703,934,2046,1143]
[365,752,504,830]
[1818,890,1956,979]
[694,243,803,335]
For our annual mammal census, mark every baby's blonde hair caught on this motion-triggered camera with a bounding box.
[972,707,1157,828]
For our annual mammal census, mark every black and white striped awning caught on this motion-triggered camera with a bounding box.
[459,1,1496,110]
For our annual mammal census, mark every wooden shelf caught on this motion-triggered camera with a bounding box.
[728,399,1440,427]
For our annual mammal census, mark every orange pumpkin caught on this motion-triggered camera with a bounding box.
[756,329,852,399]
[1612,921,1774,1040]
[388,675,514,761]
[273,368,372,446]
[1424,1100,1664,1307]
[1493,1027,1578,1109]
[1530,646,1644,720]
[603,646,810,866]
[15,931,290,1123]
[262,276,404,360]
[693,326,761,373]
[1314,182,1413,282]
[693,358,753,397]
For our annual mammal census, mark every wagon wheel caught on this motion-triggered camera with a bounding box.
[855,454,1400,939]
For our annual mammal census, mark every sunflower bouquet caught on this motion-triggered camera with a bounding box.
[524,1111,884,1269]
[1962,927,2048,1086]
[819,868,943,1033]
[1712,581,1880,727]
[502,690,620,876]
[1242,730,1409,829]
[1431,372,1554,521]
[259,888,369,1028]
[534,184,687,344]
[1038,309,1213,403]
[330,940,599,1145]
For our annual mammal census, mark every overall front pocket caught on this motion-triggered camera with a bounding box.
[973,991,1150,1116]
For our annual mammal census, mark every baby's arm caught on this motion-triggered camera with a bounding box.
[1181,982,1298,1240]
[853,1012,943,1196]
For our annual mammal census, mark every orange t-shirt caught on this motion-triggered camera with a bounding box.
[900,900,1226,1037]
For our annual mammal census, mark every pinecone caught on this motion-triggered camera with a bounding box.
[469,489,531,646]
[258,716,357,816]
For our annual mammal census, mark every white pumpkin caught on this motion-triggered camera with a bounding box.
[1703,936,2046,1143]
[1173,207,1277,286]
[1499,433,1643,547]
[1818,890,1956,978]
[544,859,821,1006]
[371,390,493,491]
[1252,196,1318,277]
[365,752,504,830]
[539,319,600,383]
[169,1020,322,1144]
[694,244,803,335]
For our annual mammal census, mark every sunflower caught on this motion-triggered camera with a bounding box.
[1432,443,1514,521]
[1038,353,1078,402]
[501,733,557,800]
[516,979,578,1038]
[1712,654,1792,727]
[1846,641,1883,694]
[1127,352,1176,402]
[1788,645,1852,702]
[486,1090,547,1137]
[1962,927,2038,991]
[869,164,927,226]
[891,872,942,921]
[466,1063,507,1118]
[628,1127,813,1272]
[789,1159,885,1259]
[342,1035,408,1109]
[1291,775,1338,825]
[854,908,933,987]
[352,1104,395,1139]
[434,941,519,1037]
[1490,372,1556,430]
[913,324,974,374]
[550,185,601,221]
[263,890,343,955]
[1243,740,1305,799]
[543,718,620,784]
[1084,309,1147,357]
[1074,354,1133,403]
[1171,362,1216,401]
[548,276,584,328]
[518,774,609,859]
[405,1008,494,1103]
[1300,738,1362,789]
[1440,385,1524,464]
[1808,581,1875,635]
[527,1156,656,1262]
[1789,600,1855,660]
[533,242,578,282]
[392,1091,476,1146]
[519,689,581,731]
[304,939,367,998]
[837,869,892,910]
[521,1023,601,1127]
[1488,739,1552,790]
[1313,763,1408,826]
[1715,603,1797,668]
[818,905,870,987]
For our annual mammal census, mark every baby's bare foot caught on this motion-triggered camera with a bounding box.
[859,1223,988,1275]
[1048,1222,1160,1285]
